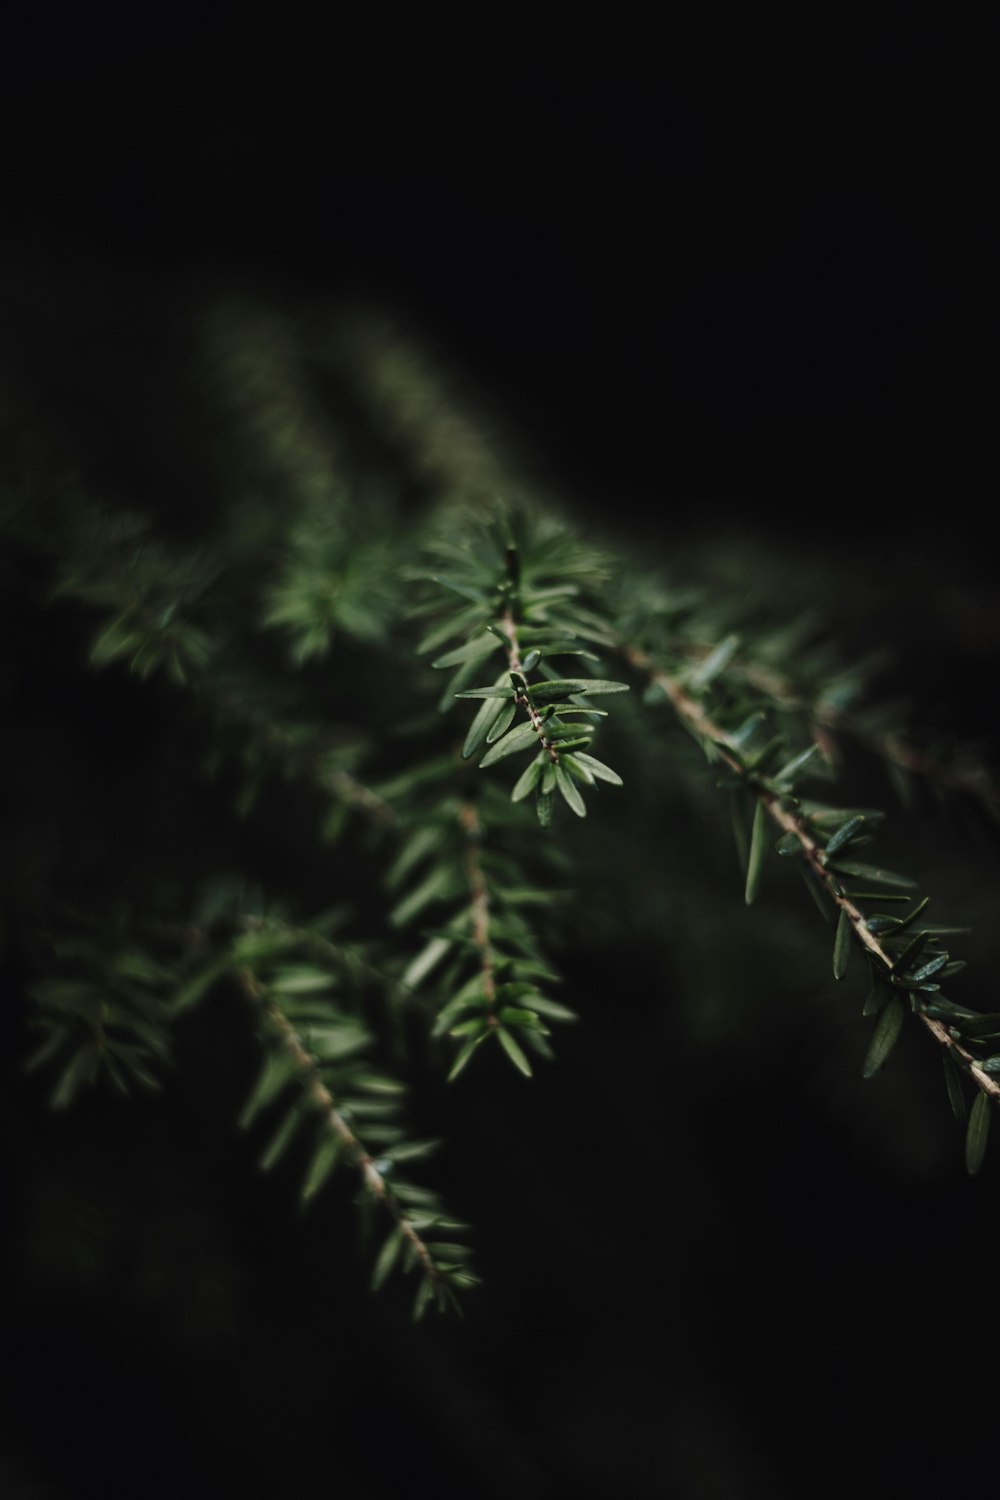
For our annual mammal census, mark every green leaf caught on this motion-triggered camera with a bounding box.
[449,1017,490,1037]
[511,754,545,803]
[571,752,623,786]
[525,995,577,1022]
[891,895,931,935]
[386,826,440,890]
[431,632,504,669]
[498,1007,548,1028]
[172,957,230,1016]
[417,605,487,655]
[827,860,917,892]
[554,764,586,818]
[824,815,865,857]
[486,700,518,743]
[439,656,483,713]
[479,720,539,767]
[402,937,453,990]
[239,1050,298,1129]
[412,1277,435,1321]
[966,1090,991,1176]
[497,1027,533,1076]
[832,907,852,980]
[50,1043,101,1109]
[455,684,516,700]
[689,633,740,692]
[536,790,554,828]
[300,1134,343,1202]
[908,954,950,985]
[862,982,892,1019]
[260,1104,305,1171]
[731,711,768,748]
[950,1012,1000,1040]
[562,753,594,785]
[521,649,541,671]
[384,1139,441,1164]
[372,1226,405,1290]
[744,800,767,905]
[773,744,823,786]
[389,865,455,928]
[530,678,629,701]
[90,615,141,667]
[462,689,507,760]
[862,995,904,1079]
[797,863,834,924]
[943,1051,968,1125]
[891,931,930,977]
[447,1032,488,1082]
[271,968,333,995]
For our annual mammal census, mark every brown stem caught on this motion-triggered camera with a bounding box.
[500,609,560,763]
[237,966,441,1279]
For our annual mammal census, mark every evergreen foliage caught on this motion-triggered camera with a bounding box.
[4,297,999,1327]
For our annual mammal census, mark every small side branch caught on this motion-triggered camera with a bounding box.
[236,966,441,1280]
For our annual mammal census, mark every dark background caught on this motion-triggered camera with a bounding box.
[3,6,1000,1497]
[4,3,998,549]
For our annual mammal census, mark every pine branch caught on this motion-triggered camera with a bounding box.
[624,642,1000,1129]
[236,966,452,1296]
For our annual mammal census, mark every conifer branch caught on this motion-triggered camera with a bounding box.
[624,643,1000,1107]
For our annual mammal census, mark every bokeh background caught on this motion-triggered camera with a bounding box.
[3,6,1000,1497]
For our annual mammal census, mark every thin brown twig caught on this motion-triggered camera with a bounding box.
[624,643,1000,1103]
[500,608,560,762]
[236,966,442,1279]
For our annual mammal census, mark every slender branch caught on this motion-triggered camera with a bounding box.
[236,966,442,1280]
[500,608,560,763]
[624,643,1000,1103]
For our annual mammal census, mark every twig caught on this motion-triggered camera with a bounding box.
[236,966,442,1280]
[501,608,560,762]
